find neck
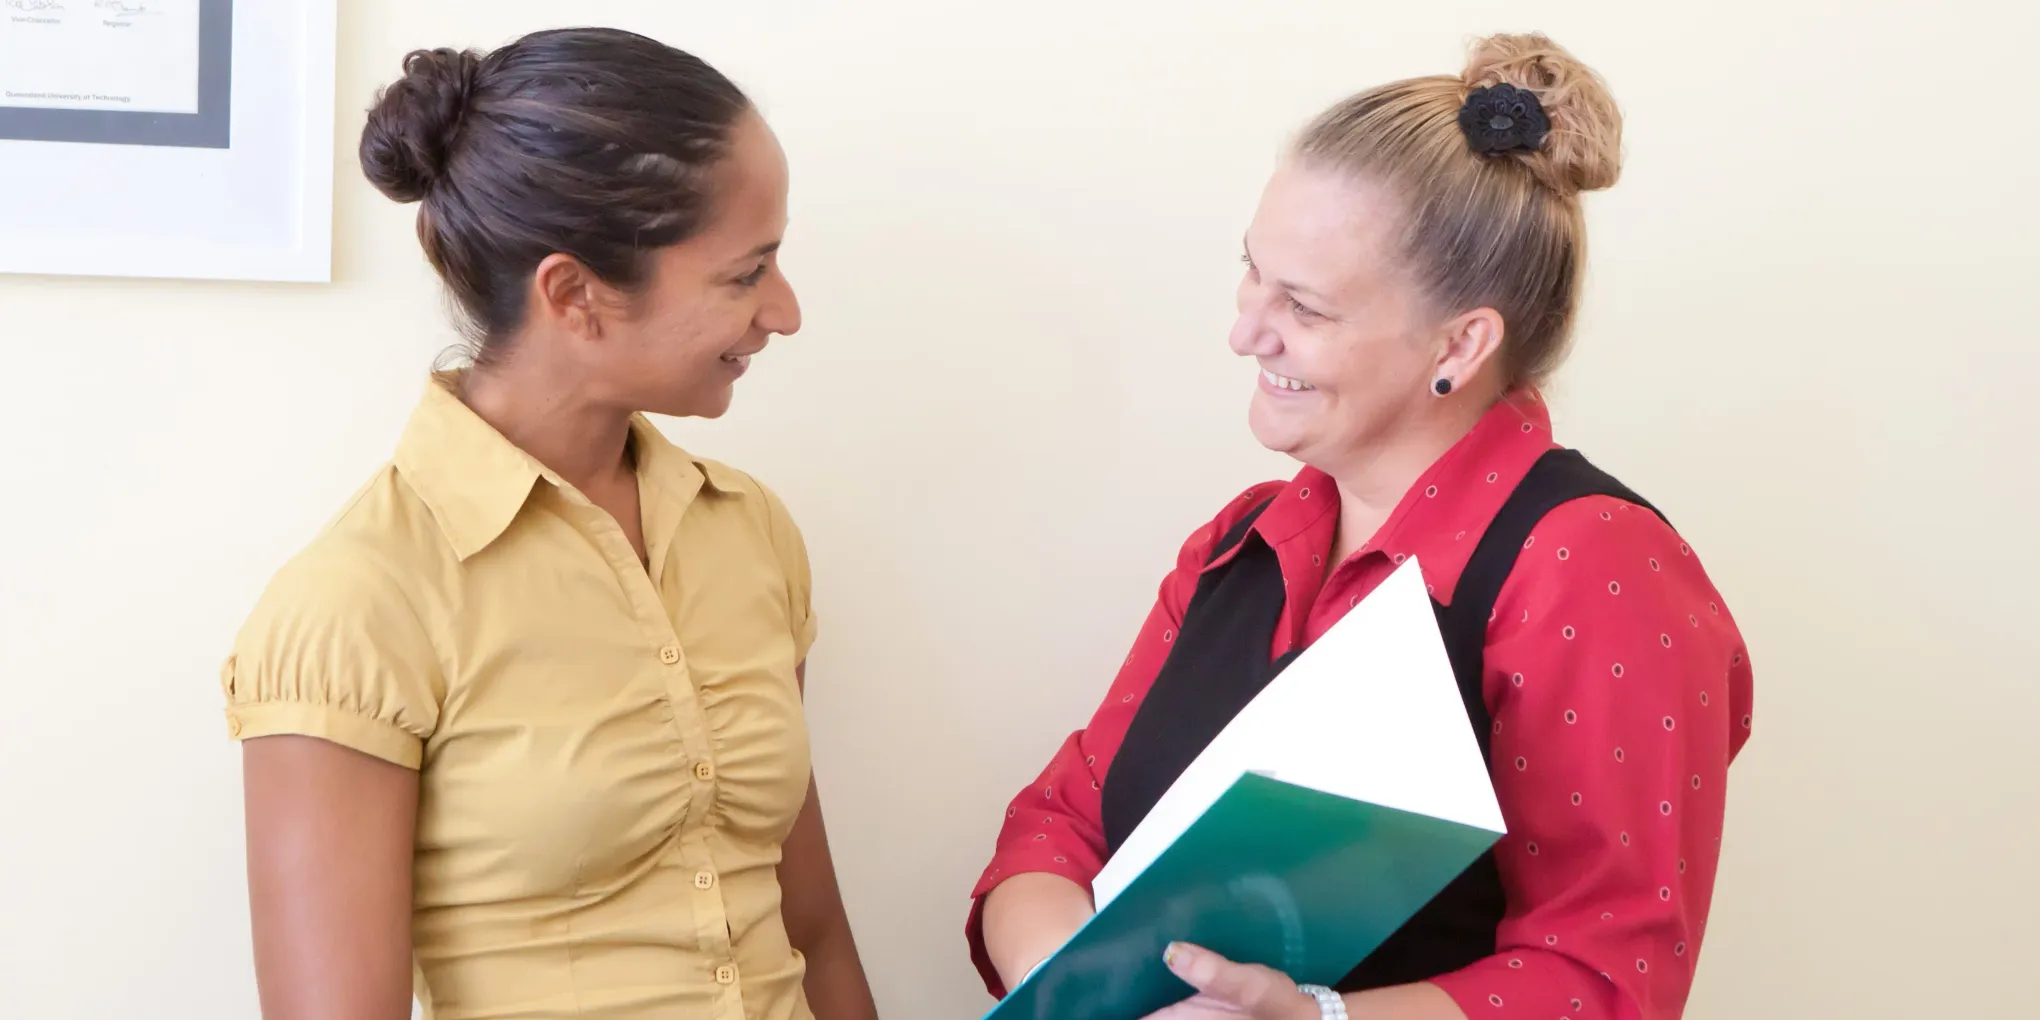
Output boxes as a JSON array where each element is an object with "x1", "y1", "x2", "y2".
[
  {"x1": 457, "y1": 360, "x2": 634, "y2": 496},
  {"x1": 1324, "y1": 394, "x2": 1497, "y2": 562}
]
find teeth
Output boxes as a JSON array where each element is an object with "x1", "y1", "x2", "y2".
[{"x1": 1262, "y1": 369, "x2": 1314, "y2": 392}]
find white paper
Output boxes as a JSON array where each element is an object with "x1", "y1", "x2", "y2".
[
  {"x1": 0, "y1": 0, "x2": 202, "y2": 114},
  {"x1": 1092, "y1": 558, "x2": 1505, "y2": 908}
]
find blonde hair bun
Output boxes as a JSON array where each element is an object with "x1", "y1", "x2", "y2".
[{"x1": 1461, "y1": 33, "x2": 1623, "y2": 197}]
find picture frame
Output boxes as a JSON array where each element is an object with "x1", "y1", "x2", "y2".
[{"x1": 0, "y1": 0, "x2": 338, "y2": 282}]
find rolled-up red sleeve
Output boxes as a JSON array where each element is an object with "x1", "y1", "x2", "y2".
[
  {"x1": 1428, "y1": 497, "x2": 1754, "y2": 1019},
  {"x1": 965, "y1": 483, "x2": 1285, "y2": 996}
]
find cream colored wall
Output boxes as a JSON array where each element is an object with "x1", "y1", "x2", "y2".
[{"x1": 1, "y1": 1, "x2": 2032, "y2": 1017}]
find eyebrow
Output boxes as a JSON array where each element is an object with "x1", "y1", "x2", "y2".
[
  {"x1": 1242, "y1": 235, "x2": 1333, "y2": 302},
  {"x1": 736, "y1": 240, "x2": 781, "y2": 265}
]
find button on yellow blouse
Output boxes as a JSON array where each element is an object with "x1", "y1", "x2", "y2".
[{"x1": 222, "y1": 376, "x2": 819, "y2": 1020}]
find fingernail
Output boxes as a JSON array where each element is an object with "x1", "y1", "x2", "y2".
[{"x1": 1162, "y1": 942, "x2": 1185, "y2": 968}]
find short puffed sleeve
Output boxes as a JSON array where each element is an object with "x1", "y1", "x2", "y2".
[{"x1": 220, "y1": 538, "x2": 443, "y2": 768}]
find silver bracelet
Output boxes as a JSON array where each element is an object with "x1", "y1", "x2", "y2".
[{"x1": 1297, "y1": 984, "x2": 1348, "y2": 1020}]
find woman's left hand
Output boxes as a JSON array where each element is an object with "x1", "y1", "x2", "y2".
[{"x1": 1142, "y1": 943, "x2": 1321, "y2": 1020}]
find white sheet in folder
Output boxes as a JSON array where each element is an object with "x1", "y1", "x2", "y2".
[{"x1": 1092, "y1": 557, "x2": 1505, "y2": 908}]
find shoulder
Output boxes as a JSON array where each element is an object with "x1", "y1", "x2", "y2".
[
  {"x1": 1527, "y1": 494, "x2": 1683, "y2": 564},
  {"x1": 684, "y1": 456, "x2": 819, "y2": 652},
  {"x1": 240, "y1": 519, "x2": 436, "y2": 661},
  {"x1": 1172, "y1": 480, "x2": 1290, "y2": 568},
  {"x1": 224, "y1": 478, "x2": 446, "y2": 764},
  {"x1": 680, "y1": 456, "x2": 815, "y2": 621},
  {"x1": 1497, "y1": 492, "x2": 1743, "y2": 650},
  {"x1": 691, "y1": 455, "x2": 807, "y2": 556},
  {"x1": 320, "y1": 460, "x2": 463, "y2": 573},
  {"x1": 702, "y1": 456, "x2": 796, "y2": 518},
  {"x1": 692, "y1": 452, "x2": 763, "y2": 498},
  {"x1": 236, "y1": 466, "x2": 446, "y2": 665},
  {"x1": 1486, "y1": 491, "x2": 1754, "y2": 758},
  {"x1": 1507, "y1": 494, "x2": 1703, "y2": 599},
  {"x1": 1518, "y1": 494, "x2": 1717, "y2": 592},
  {"x1": 1134, "y1": 480, "x2": 1289, "y2": 612},
  {"x1": 632, "y1": 418, "x2": 791, "y2": 532}
]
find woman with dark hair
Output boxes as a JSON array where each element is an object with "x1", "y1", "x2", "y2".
[{"x1": 221, "y1": 28, "x2": 876, "y2": 1020}]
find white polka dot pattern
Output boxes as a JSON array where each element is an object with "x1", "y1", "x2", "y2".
[{"x1": 967, "y1": 402, "x2": 1752, "y2": 1017}]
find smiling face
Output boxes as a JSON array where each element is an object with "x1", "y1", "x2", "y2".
[
  {"x1": 1230, "y1": 160, "x2": 1451, "y2": 474},
  {"x1": 582, "y1": 112, "x2": 801, "y2": 419}
]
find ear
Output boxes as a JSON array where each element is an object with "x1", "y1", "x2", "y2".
[
  {"x1": 1432, "y1": 306, "x2": 1506, "y2": 393},
  {"x1": 530, "y1": 253, "x2": 614, "y2": 341}
]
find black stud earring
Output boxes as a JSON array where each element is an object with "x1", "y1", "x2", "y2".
[{"x1": 1432, "y1": 378, "x2": 1453, "y2": 396}]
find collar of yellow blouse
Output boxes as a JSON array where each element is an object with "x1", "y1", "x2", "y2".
[{"x1": 392, "y1": 372, "x2": 748, "y2": 561}]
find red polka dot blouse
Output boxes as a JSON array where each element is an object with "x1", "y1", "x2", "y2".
[{"x1": 967, "y1": 394, "x2": 1753, "y2": 1019}]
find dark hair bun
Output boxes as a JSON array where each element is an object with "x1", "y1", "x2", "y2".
[
  {"x1": 362, "y1": 27, "x2": 752, "y2": 352},
  {"x1": 360, "y1": 47, "x2": 483, "y2": 203}
]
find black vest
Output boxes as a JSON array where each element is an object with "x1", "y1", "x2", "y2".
[{"x1": 1098, "y1": 449, "x2": 1664, "y2": 991}]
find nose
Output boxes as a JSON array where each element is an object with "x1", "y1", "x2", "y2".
[
  {"x1": 1229, "y1": 279, "x2": 1281, "y2": 358},
  {"x1": 759, "y1": 264, "x2": 802, "y2": 337}
]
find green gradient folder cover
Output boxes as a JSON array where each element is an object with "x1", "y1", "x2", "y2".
[{"x1": 983, "y1": 559, "x2": 1505, "y2": 1020}]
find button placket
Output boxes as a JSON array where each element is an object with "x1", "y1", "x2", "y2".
[
  {"x1": 678, "y1": 826, "x2": 739, "y2": 1009},
  {"x1": 654, "y1": 641, "x2": 722, "y2": 836},
  {"x1": 556, "y1": 478, "x2": 749, "y2": 1009},
  {"x1": 554, "y1": 485, "x2": 722, "y2": 844},
  {"x1": 558, "y1": 488, "x2": 716, "y2": 830},
  {"x1": 541, "y1": 469, "x2": 754, "y2": 1009}
]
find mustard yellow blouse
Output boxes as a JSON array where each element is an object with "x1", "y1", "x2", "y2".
[{"x1": 222, "y1": 375, "x2": 819, "y2": 1020}]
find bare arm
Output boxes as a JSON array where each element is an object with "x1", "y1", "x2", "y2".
[
  {"x1": 1343, "y1": 984, "x2": 1467, "y2": 1019},
  {"x1": 780, "y1": 663, "x2": 878, "y2": 1020},
  {"x1": 243, "y1": 735, "x2": 418, "y2": 1020},
  {"x1": 982, "y1": 873, "x2": 1097, "y2": 991}
]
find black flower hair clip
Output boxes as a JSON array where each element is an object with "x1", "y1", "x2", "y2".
[{"x1": 1458, "y1": 83, "x2": 1550, "y2": 156}]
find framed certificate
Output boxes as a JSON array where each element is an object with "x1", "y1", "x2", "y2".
[
  {"x1": 0, "y1": 0, "x2": 336, "y2": 282},
  {"x1": 0, "y1": 0, "x2": 233, "y2": 148}
]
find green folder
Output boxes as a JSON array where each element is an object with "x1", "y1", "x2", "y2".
[{"x1": 982, "y1": 559, "x2": 1504, "y2": 1020}]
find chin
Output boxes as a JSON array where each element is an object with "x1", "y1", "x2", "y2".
[
  {"x1": 1246, "y1": 401, "x2": 1306, "y2": 458},
  {"x1": 636, "y1": 382, "x2": 734, "y2": 420},
  {"x1": 1251, "y1": 427, "x2": 1306, "y2": 458},
  {"x1": 665, "y1": 399, "x2": 732, "y2": 421}
]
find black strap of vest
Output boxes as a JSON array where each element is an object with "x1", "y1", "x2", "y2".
[
  {"x1": 1433, "y1": 449, "x2": 1668, "y2": 764},
  {"x1": 1341, "y1": 448, "x2": 1668, "y2": 992},
  {"x1": 1455, "y1": 449, "x2": 1666, "y2": 625}
]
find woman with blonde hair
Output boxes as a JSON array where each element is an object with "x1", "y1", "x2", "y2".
[{"x1": 970, "y1": 33, "x2": 1750, "y2": 1020}]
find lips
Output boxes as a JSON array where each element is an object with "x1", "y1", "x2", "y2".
[
  {"x1": 1261, "y1": 368, "x2": 1314, "y2": 392},
  {"x1": 719, "y1": 342, "x2": 762, "y2": 373}
]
